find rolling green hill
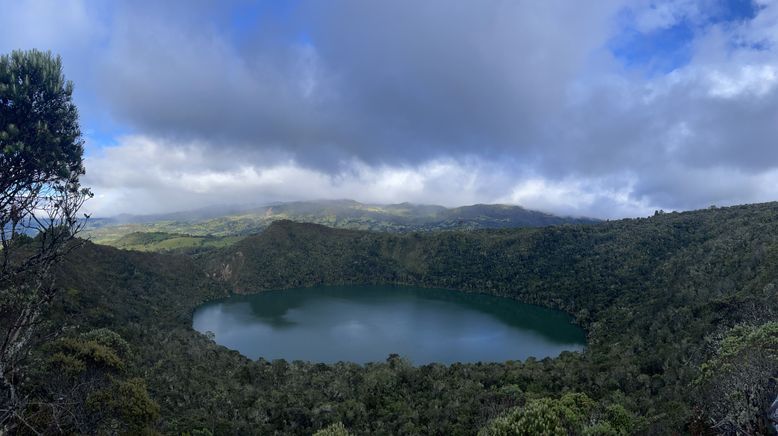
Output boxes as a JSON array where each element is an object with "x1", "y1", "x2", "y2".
[
  {"x1": 109, "y1": 231, "x2": 243, "y2": 253},
  {"x1": 24, "y1": 201, "x2": 777, "y2": 434},
  {"x1": 84, "y1": 200, "x2": 598, "y2": 251}
]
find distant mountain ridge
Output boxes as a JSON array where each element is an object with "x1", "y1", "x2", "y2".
[{"x1": 84, "y1": 199, "x2": 599, "y2": 251}]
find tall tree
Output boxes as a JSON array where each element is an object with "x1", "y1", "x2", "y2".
[{"x1": 0, "y1": 49, "x2": 91, "y2": 432}]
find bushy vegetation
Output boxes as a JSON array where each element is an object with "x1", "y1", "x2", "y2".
[
  {"x1": 696, "y1": 322, "x2": 778, "y2": 434},
  {"x1": 23, "y1": 328, "x2": 159, "y2": 434},
  {"x1": 10, "y1": 202, "x2": 778, "y2": 434},
  {"x1": 478, "y1": 392, "x2": 636, "y2": 436}
]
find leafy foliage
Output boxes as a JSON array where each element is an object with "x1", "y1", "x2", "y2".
[
  {"x1": 479, "y1": 393, "x2": 635, "y2": 435},
  {"x1": 88, "y1": 377, "x2": 160, "y2": 435},
  {"x1": 0, "y1": 49, "x2": 83, "y2": 183}
]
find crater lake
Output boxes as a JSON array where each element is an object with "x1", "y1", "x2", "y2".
[{"x1": 192, "y1": 285, "x2": 586, "y2": 364}]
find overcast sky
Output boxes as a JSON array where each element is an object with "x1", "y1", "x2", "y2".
[{"x1": 2, "y1": 0, "x2": 777, "y2": 218}]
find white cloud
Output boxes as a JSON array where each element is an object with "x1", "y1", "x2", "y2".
[
  {"x1": 84, "y1": 136, "x2": 649, "y2": 218},
  {"x1": 499, "y1": 176, "x2": 655, "y2": 219},
  {"x1": 8, "y1": 0, "x2": 778, "y2": 219},
  {"x1": 81, "y1": 136, "x2": 497, "y2": 216},
  {"x1": 706, "y1": 65, "x2": 778, "y2": 98}
]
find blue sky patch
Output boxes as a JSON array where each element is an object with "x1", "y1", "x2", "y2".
[{"x1": 609, "y1": 0, "x2": 759, "y2": 75}]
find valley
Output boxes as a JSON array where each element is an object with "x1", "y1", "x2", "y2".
[{"x1": 39, "y1": 201, "x2": 778, "y2": 434}]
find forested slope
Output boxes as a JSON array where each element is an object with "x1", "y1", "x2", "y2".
[{"x1": 25, "y1": 202, "x2": 778, "y2": 434}]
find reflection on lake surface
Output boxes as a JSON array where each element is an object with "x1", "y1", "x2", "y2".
[{"x1": 192, "y1": 285, "x2": 586, "y2": 364}]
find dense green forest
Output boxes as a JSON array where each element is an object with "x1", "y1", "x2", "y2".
[
  {"x1": 83, "y1": 200, "x2": 598, "y2": 252},
  {"x1": 13, "y1": 201, "x2": 776, "y2": 434}
]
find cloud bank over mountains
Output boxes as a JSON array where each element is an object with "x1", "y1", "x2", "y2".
[{"x1": 2, "y1": 0, "x2": 777, "y2": 218}]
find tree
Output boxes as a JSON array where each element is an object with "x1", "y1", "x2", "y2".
[
  {"x1": 697, "y1": 322, "x2": 778, "y2": 434},
  {"x1": 0, "y1": 49, "x2": 91, "y2": 432}
]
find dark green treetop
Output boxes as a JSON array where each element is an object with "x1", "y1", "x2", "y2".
[{"x1": 0, "y1": 49, "x2": 84, "y2": 192}]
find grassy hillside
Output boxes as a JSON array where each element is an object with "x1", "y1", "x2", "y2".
[
  {"x1": 20, "y1": 202, "x2": 778, "y2": 434},
  {"x1": 84, "y1": 199, "x2": 598, "y2": 251},
  {"x1": 109, "y1": 231, "x2": 242, "y2": 253}
]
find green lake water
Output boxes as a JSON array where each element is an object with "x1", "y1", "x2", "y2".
[{"x1": 192, "y1": 285, "x2": 586, "y2": 364}]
